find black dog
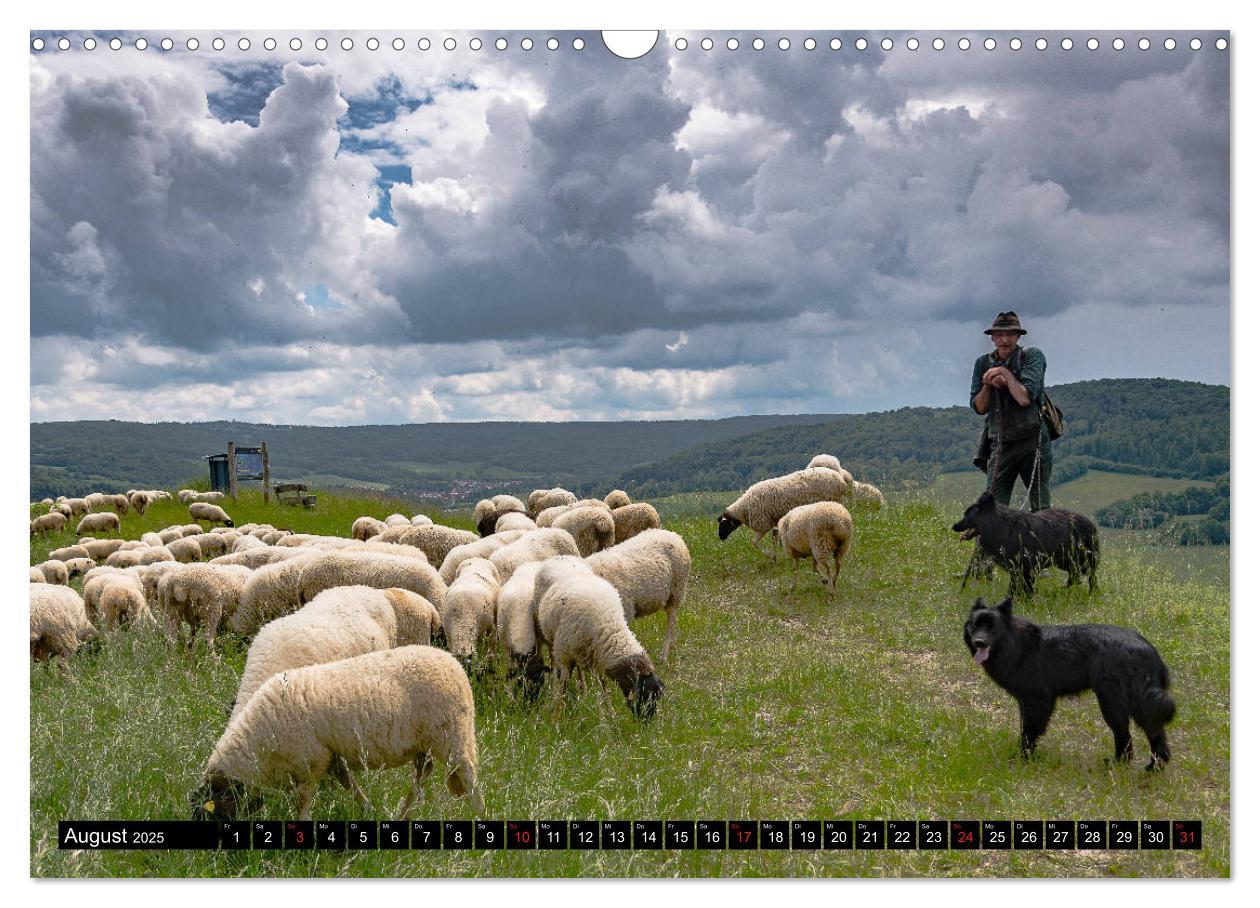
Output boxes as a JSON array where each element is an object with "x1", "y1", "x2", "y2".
[
  {"x1": 963, "y1": 597, "x2": 1175, "y2": 769},
  {"x1": 952, "y1": 491, "x2": 1099, "y2": 596}
]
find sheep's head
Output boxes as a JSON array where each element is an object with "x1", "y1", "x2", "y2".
[
  {"x1": 190, "y1": 773, "x2": 259, "y2": 821},
  {"x1": 608, "y1": 654, "x2": 664, "y2": 721},
  {"x1": 717, "y1": 511, "x2": 741, "y2": 540}
]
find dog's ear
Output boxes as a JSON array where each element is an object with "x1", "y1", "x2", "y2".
[
  {"x1": 995, "y1": 596, "x2": 1013, "y2": 616},
  {"x1": 970, "y1": 597, "x2": 987, "y2": 612},
  {"x1": 977, "y1": 491, "x2": 995, "y2": 510}
]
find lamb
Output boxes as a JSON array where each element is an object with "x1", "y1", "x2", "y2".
[
  {"x1": 229, "y1": 585, "x2": 441, "y2": 722},
  {"x1": 488, "y1": 528, "x2": 581, "y2": 581},
  {"x1": 30, "y1": 512, "x2": 67, "y2": 536},
  {"x1": 533, "y1": 556, "x2": 664, "y2": 719},
  {"x1": 612, "y1": 502, "x2": 662, "y2": 544},
  {"x1": 527, "y1": 487, "x2": 577, "y2": 517},
  {"x1": 586, "y1": 529, "x2": 690, "y2": 664},
  {"x1": 851, "y1": 481, "x2": 885, "y2": 509},
  {"x1": 552, "y1": 505, "x2": 616, "y2": 557},
  {"x1": 604, "y1": 489, "x2": 632, "y2": 510},
  {"x1": 192, "y1": 646, "x2": 483, "y2": 820},
  {"x1": 80, "y1": 538, "x2": 126, "y2": 560},
  {"x1": 295, "y1": 551, "x2": 448, "y2": 614},
  {"x1": 189, "y1": 502, "x2": 234, "y2": 528},
  {"x1": 352, "y1": 516, "x2": 387, "y2": 541},
  {"x1": 30, "y1": 583, "x2": 96, "y2": 670},
  {"x1": 410, "y1": 514, "x2": 434, "y2": 527},
  {"x1": 385, "y1": 513, "x2": 410, "y2": 526},
  {"x1": 129, "y1": 491, "x2": 154, "y2": 515},
  {"x1": 159, "y1": 563, "x2": 253, "y2": 651},
  {"x1": 165, "y1": 537, "x2": 203, "y2": 563},
  {"x1": 439, "y1": 530, "x2": 528, "y2": 584},
  {"x1": 49, "y1": 544, "x2": 90, "y2": 563},
  {"x1": 229, "y1": 553, "x2": 323, "y2": 637},
  {"x1": 773, "y1": 501, "x2": 854, "y2": 598},
  {"x1": 76, "y1": 512, "x2": 121, "y2": 536},
  {"x1": 442, "y1": 558, "x2": 501, "y2": 667},
  {"x1": 36, "y1": 559, "x2": 69, "y2": 586},
  {"x1": 494, "y1": 512, "x2": 536, "y2": 534},
  {"x1": 717, "y1": 467, "x2": 850, "y2": 557}
]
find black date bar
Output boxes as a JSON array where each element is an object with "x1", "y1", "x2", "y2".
[{"x1": 59, "y1": 821, "x2": 220, "y2": 850}]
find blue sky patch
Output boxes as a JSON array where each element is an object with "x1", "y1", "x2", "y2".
[
  {"x1": 371, "y1": 164, "x2": 413, "y2": 224},
  {"x1": 206, "y1": 62, "x2": 286, "y2": 127},
  {"x1": 300, "y1": 284, "x2": 343, "y2": 310}
]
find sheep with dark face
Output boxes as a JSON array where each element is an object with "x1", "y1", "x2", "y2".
[{"x1": 717, "y1": 467, "x2": 849, "y2": 557}]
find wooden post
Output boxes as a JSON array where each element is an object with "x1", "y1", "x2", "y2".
[
  {"x1": 262, "y1": 442, "x2": 271, "y2": 504},
  {"x1": 227, "y1": 441, "x2": 238, "y2": 501}
]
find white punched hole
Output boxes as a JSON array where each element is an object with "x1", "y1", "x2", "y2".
[
  {"x1": 443, "y1": 37, "x2": 456, "y2": 50},
  {"x1": 58, "y1": 37, "x2": 71, "y2": 51},
  {"x1": 418, "y1": 38, "x2": 430, "y2": 51},
  {"x1": 85, "y1": 37, "x2": 98, "y2": 50},
  {"x1": 1036, "y1": 37, "x2": 1048, "y2": 50},
  {"x1": 547, "y1": 37, "x2": 559, "y2": 50},
  {"x1": 932, "y1": 37, "x2": 944, "y2": 51},
  {"x1": 958, "y1": 37, "x2": 971, "y2": 50},
  {"x1": 727, "y1": 38, "x2": 739, "y2": 50},
  {"x1": 1061, "y1": 37, "x2": 1073, "y2": 50},
  {"x1": 754, "y1": 38, "x2": 766, "y2": 51},
  {"x1": 291, "y1": 38, "x2": 303, "y2": 51},
  {"x1": 856, "y1": 37, "x2": 868, "y2": 50},
  {"x1": 804, "y1": 37, "x2": 816, "y2": 50},
  {"x1": 366, "y1": 37, "x2": 379, "y2": 51},
  {"x1": 674, "y1": 37, "x2": 687, "y2": 51},
  {"x1": 470, "y1": 37, "x2": 482, "y2": 50},
  {"x1": 1164, "y1": 38, "x2": 1176, "y2": 50},
  {"x1": 521, "y1": 38, "x2": 533, "y2": 50},
  {"x1": 1087, "y1": 38, "x2": 1099, "y2": 51},
  {"x1": 160, "y1": 38, "x2": 173, "y2": 51},
  {"x1": 496, "y1": 37, "x2": 508, "y2": 50},
  {"x1": 1138, "y1": 37, "x2": 1151, "y2": 50},
  {"x1": 572, "y1": 37, "x2": 585, "y2": 50},
  {"x1": 211, "y1": 38, "x2": 224, "y2": 51},
  {"x1": 701, "y1": 37, "x2": 713, "y2": 51},
  {"x1": 906, "y1": 38, "x2": 919, "y2": 51},
  {"x1": 829, "y1": 38, "x2": 841, "y2": 50},
  {"x1": 984, "y1": 37, "x2": 996, "y2": 51},
  {"x1": 343, "y1": 37, "x2": 355, "y2": 51},
  {"x1": 136, "y1": 37, "x2": 148, "y2": 50},
  {"x1": 778, "y1": 37, "x2": 791, "y2": 50},
  {"x1": 315, "y1": 37, "x2": 328, "y2": 51},
  {"x1": 1216, "y1": 37, "x2": 1228, "y2": 50},
  {"x1": 237, "y1": 37, "x2": 249, "y2": 51},
  {"x1": 31, "y1": 37, "x2": 45, "y2": 51},
  {"x1": 602, "y1": 31, "x2": 656, "y2": 59},
  {"x1": 392, "y1": 38, "x2": 404, "y2": 51},
  {"x1": 264, "y1": 38, "x2": 277, "y2": 51},
  {"x1": 1190, "y1": 38, "x2": 1202, "y2": 50},
  {"x1": 1113, "y1": 38, "x2": 1125, "y2": 50},
  {"x1": 1010, "y1": 38, "x2": 1022, "y2": 50},
  {"x1": 880, "y1": 37, "x2": 892, "y2": 51}
]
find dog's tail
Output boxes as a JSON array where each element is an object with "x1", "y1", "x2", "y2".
[{"x1": 1136, "y1": 683, "x2": 1177, "y2": 729}]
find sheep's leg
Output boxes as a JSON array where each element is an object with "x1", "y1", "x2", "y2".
[
  {"x1": 660, "y1": 607, "x2": 677, "y2": 664},
  {"x1": 295, "y1": 781, "x2": 318, "y2": 822},
  {"x1": 395, "y1": 754, "x2": 433, "y2": 818},
  {"x1": 552, "y1": 665, "x2": 570, "y2": 718},
  {"x1": 331, "y1": 755, "x2": 373, "y2": 814},
  {"x1": 748, "y1": 531, "x2": 775, "y2": 560}
]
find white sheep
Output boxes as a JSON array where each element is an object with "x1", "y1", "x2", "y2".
[
  {"x1": 851, "y1": 481, "x2": 885, "y2": 509},
  {"x1": 193, "y1": 646, "x2": 483, "y2": 820},
  {"x1": 30, "y1": 512, "x2": 67, "y2": 536},
  {"x1": 106, "y1": 547, "x2": 175, "y2": 568},
  {"x1": 62, "y1": 557, "x2": 96, "y2": 578},
  {"x1": 49, "y1": 544, "x2": 90, "y2": 563},
  {"x1": 101, "y1": 579, "x2": 153, "y2": 630},
  {"x1": 495, "y1": 512, "x2": 536, "y2": 534},
  {"x1": 352, "y1": 516, "x2": 387, "y2": 541},
  {"x1": 63, "y1": 498, "x2": 90, "y2": 516},
  {"x1": 393, "y1": 524, "x2": 479, "y2": 566},
  {"x1": 110, "y1": 493, "x2": 130, "y2": 514},
  {"x1": 80, "y1": 538, "x2": 126, "y2": 560},
  {"x1": 129, "y1": 491, "x2": 153, "y2": 515},
  {"x1": 439, "y1": 530, "x2": 528, "y2": 584},
  {"x1": 188, "y1": 491, "x2": 227, "y2": 504},
  {"x1": 76, "y1": 512, "x2": 121, "y2": 536},
  {"x1": 30, "y1": 583, "x2": 96, "y2": 670},
  {"x1": 159, "y1": 563, "x2": 253, "y2": 651},
  {"x1": 551, "y1": 505, "x2": 616, "y2": 557},
  {"x1": 84, "y1": 492, "x2": 111, "y2": 512},
  {"x1": 157, "y1": 526, "x2": 186, "y2": 544},
  {"x1": 385, "y1": 513, "x2": 410, "y2": 526},
  {"x1": 488, "y1": 528, "x2": 581, "y2": 581},
  {"x1": 36, "y1": 559, "x2": 69, "y2": 586},
  {"x1": 491, "y1": 494, "x2": 526, "y2": 513},
  {"x1": 611, "y1": 502, "x2": 662, "y2": 544},
  {"x1": 410, "y1": 514, "x2": 434, "y2": 527},
  {"x1": 176, "y1": 489, "x2": 197, "y2": 504},
  {"x1": 495, "y1": 561, "x2": 545, "y2": 681},
  {"x1": 717, "y1": 467, "x2": 850, "y2": 557},
  {"x1": 533, "y1": 505, "x2": 568, "y2": 528},
  {"x1": 295, "y1": 551, "x2": 448, "y2": 614},
  {"x1": 229, "y1": 553, "x2": 323, "y2": 638},
  {"x1": 29, "y1": 567, "x2": 46, "y2": 583},
  {"x1": 230, "y1": 585, "x2": 441, "y2": 722},
  {"x1": 584, "y1": 528, "x2": 691, "y2": 665},
  {"x1": 773, "y1": 501, "x2": 854, "y2": 598},
  {"x1": 186, "y1": 533, "x2": 231, "y2": 559},
  {"x1": 165, "y1": 537, "x2": 203, "y2": 563},
  {"x1": 232, "y1": 534, "x2": 266, "y2": 553},
  {"x1": 527, "y1": 488, "x2": 577, "y2": 518},
  {"x1": 533, "y1": 556, "x2": 664, "y2": 719},
  {"x1": 442, "y1": 558, "x2": 501, "y2": 666},
  {"x1": 604, "y1": 489, "x2": 632, "y2": 510},
  {"x1": 189, "y1": 502, "x2": 234, "y2": 527}
]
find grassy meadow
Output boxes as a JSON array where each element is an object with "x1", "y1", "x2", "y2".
[{"x1": 30, "y1": 488, "x2": 1229, "y2": 877}]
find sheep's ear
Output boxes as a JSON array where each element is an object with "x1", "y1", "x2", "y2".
[{"x1": 995, "y1": 597, "x2": 1013, "y2": 616}]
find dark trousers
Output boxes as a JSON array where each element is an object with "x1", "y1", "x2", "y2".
[{"x1": 987, "y1": 430, "x2": 1052, "y2": 511}]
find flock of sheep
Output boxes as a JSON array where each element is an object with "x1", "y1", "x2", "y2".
[{"x1": 30, "y1": 459, "x2": 880, "y2": 821}]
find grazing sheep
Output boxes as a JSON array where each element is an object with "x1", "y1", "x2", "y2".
[
  {"x1": 494, "y1": 512, "x2": 536, "y2": 534},
  {"x1": 773, "y1": 501, "x2": 854, "y2": 598},
  {"x1": 533, "y1": 557, "x2": 664, "y2": 719},
  {"x1": 533, "y1": 505, "x2": 568, "y2": 528},
  {"x1": 80, "y1": 538, "x2": 126, "y2": 560},
  {"x1": 192, "y1": 646, "x2": 483, "y2": 820},
  {"x1": 230, "y1": 585, "x2": 441, "y2": 722},
  {"x1": 110, "y1": 493, "x2": 130, "y2": 514},
  {"x1": 851, "y1": 481, "x2": 885, "y2": 509},
  {"x1": 30, "y1": 567, "x2": 46, "y2": 583},
  {"x1": 393, "y1": 525, "x2": 479, "y2": 566},
  {"x1": 177, "y1": 489, "x2": 197, "y2": 504},
  {"x1": 186, "y1": 533, "x2": 230, "y2": 559},
  {"x1": 160, "y1": 564, "x2": 253, "y2": 651},
  {"x1": 604, "y1": 489, "x2": 632, "y2": 510},
  {"x1": 356, "y1": 541, "x2": 430, "y2": 562},
  {"x1": 139, "y1": 561, "x2": 186, "y2": 611},
  {"x1": 612, "y1": 502, "x2": 662, "y2": 544},
  {"x1": 106, "y1": 547, "x2": 175, "y2": 569},
  {"x1": 63, "y1": 498, "x2": 90, "y2": 517},
  {"x1": 85, "y1": 569, "x2": 143, "y2": 623},
  {"x1": 442, "y1": 558, "x2": 501, "y2": 667},
  {"x1": 188, "y1": 491, "x2": 227, "y2": 504},
  {"x1": 717, "y1": 467, "x2": 850, "y2": 557},
  {"x1": 157, "y1": 527, "x2": 186, "y2": 544},
  {"x1": 488, "y1": 528, "x2": 581, "y2": 581},
  {"x1": 30, "y1": 583, "x2": 96, "y2": 670},
  {"x1": 51, "y1": 501, "x2": 74, "y2": 518},
  {"x1": 491, "y1": 494, "x2": 526, "y2": 514},
  {"x1": 477, "y1": 506, "x2": 527, "y2": 538},
  {"x1": 49, "y1": 544, "x2": 90, "y2": 563},
  {"x1": 527, "y1": 488, "x2": 577, "y2": 518},
  {"x1": 385, "y1": 513, "x2": 410, "y2": 526},
  {"x1": 438, "y1": 531, "x2": 528, "y2": 584},
  {"x1": 229, "y1": 554, "x2": 323, "y2": 638},
  {"x1": 62, "y1": 557, "x2": 95, "y2": 579},
  {"x1": 211, "y1": 548, "x2": 296, "y2": 569},
  {"x1": 495, "y1": 561, "x2": 545, "y2": 682},
  {"x1": 129, "y1": 491, "x2": 153, "y2": 515},
  {"x1": 84, "y1": 492, "x2": 112, "y2": 512},
  {"x1": 166, "y1": 537, "x2": 203, "y2": 563},
  {"x1": 101, "y1": 580, "x2": 153, "y2": 630},
  {"x1": 410, "y1": 514, "x2": 434, "y2": 527},
  {"x1": 118, "y1": 540, "x2": 148, "y2": 551},
  {"x1": 189, "y1": 502, "x2": 234, "y2": 528},
  {"x1": 261, "y1": 530, "x2": 291, "y2": 545},
  {"x1": 585, "y1": 528, "x2": 691, "y2": 664},
  {"x1": 552, "y1": 505, "x2": 616, "y2": 557},
  {"x1": 806, "y1": 454, "x2": 855, "y2": 487},
  {"x1": 36, "y1": 560, "x2": 69, "y2": 586},
  {"x1": 30, "y1": 512, "x2": 67, "y2": 536},
  {"x1": 352, "y1": 516, "x2": 387, "y2": 541},
  {"x1": 76, "y1": 512, "x2": 121, "y2": 536},
  {"x1": 232, "y1": 534, "x2": 267, "y2": 553},
  {"x1": 472, "y1": 499, "x2": 495, "y2": 527},
  {"x1": 295, "y1": 551, "x2": 448, "y2": 614}
]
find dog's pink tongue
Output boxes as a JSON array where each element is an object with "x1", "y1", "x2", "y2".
[{"x1": 973, "y1": 646, "x2": 990, "y2": 666}]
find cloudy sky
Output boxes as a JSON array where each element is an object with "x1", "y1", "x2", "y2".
[{"x1": 28, "y1": 29, "x2": 1230, "y2": 425}]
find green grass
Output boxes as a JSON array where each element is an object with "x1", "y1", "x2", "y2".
[
  {"x1": 919, "y1": 469, "x2": 1213, "y2": 517},
  {"x1": 30, "y1": 488, "x2": 1229, "y2": 877}
]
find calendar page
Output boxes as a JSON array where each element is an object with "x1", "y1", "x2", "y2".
[{"x1": 28, "y1": 27, "x2": 1229, "y2": 879}]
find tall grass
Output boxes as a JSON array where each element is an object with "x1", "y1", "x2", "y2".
[{"x1": 30, "y1": 490, "x2": 1229, "y2": 877}]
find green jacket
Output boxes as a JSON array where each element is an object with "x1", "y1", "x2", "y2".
[{"x1": 970, "y1": 345, "x2": 1046, "y2": 442}]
